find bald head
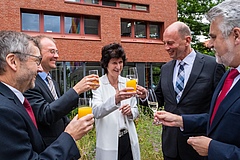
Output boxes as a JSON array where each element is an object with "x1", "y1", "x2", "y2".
[{"x1": 164, "y1": 21, "x2": 192, "y2": 39}]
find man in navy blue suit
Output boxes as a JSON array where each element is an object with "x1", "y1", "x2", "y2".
[
  {"x1": 154, "y1": 0, "x2": 240, "y2": 159},
  {"x1": 24, "y1": 35, "x2": 99, "y2": 146},
  {"x1": 0, "y1": 30, "x2": 94, "y2": 159}
]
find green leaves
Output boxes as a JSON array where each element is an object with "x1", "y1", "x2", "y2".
[{"x1": 177, "y1": 0, "x2": 224, "y2": 55}]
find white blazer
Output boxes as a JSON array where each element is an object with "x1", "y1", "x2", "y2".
[{"x1": 92, "y1": 74, "x2": 140, "y2": 160}]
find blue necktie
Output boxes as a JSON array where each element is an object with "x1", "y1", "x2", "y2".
[{"x1": 175, "y1": 62, "x2": 185, "y2": 103}]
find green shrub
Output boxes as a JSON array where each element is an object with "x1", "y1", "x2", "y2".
[{"x1": 72, "y1": 105, "x2": 163, "y2": 160}]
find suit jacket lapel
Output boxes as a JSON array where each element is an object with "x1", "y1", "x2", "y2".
[
  {"x1": 36, "y1": 75, "x2": 55, "y2": 100},
  {"x1": 180, "y1": 52, "x2": 204, "y2": 102},
  {"x1": 167, "y1": 60, "x2": 177, "y2": 101},
  {"x1": 0, "y1": 82, "x2": 36, "y2": 123},
  {"x1": 208, "y1": 71, "x2": 240, "y2": 133}
]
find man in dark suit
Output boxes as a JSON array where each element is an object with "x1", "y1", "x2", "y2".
[
  {"x1": 154, "y1": 1, "x2": 240, "y2": 159},
  {"x1": 24, "y1": 35, "x2": 99, "y2": 146},
  {"x1": 0, "y1": 30, "x2": 94, "y2": 159},
  {"x1": 154, "y1": 21, "x2": 225, "y2": 160}
]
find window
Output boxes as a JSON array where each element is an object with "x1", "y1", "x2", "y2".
[
  {"x1": 65, "y1": 0, "x2": 80, "y2": 2},
  {"x1": 136, "y1": 5, "x2": 147, "y2": 11},
  {"x1": 22, "y1": 13, "x2": 39, "y2": 32},
  {"x1": 65, "y1": 17, "x2": 80, "y2": 34},
  {"x1": 84, "y1": 0, "x2": 99, "y2": 4},
  {"x1": 121, "y1": 20, "x2": 131, "y2": 37},
  {"x1": 135, "y1": 21, "x2": 146, "y2": 38},
  {"x1": 149, "y1": 23, "x2": 160, "y2": 39},
  {"x1": 84, "y1": 16, "x2": 99, "y2": 35},
  {"x1": 102, "y1": 0, "x2": 116, "y2": 7},
  {"x1": 21, "y1": 10, "x2": 100, "y2": 38},
  {"x1": 121, "y1": 19, "x2": 162, "y2": 40},
  {"x1": 119, "y1": 3, "x2": 132, "y2": 9},
  {"x1": 44, "y1": 15, "x2": 60, "y2": 33},
  {"x1": 65, "y1": 0, "x2": 149, "y2": 12}
]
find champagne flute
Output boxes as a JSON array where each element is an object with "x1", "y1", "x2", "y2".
[
  {"x1": 147, "y1": 89, "x2": 161, "y2": 124},
  {"x1": 147, "y1": 88, "x2": 158, "y2": 113}
]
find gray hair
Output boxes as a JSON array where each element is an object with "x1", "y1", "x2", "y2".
[
  {"x1": 206, "y1": 0, "x2": 240, "y2": 38},
  {"x1": 0, "y1": 30, "x2": 34, "y2": 74}
]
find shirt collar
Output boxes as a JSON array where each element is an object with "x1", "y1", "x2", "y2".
[
  {"x1": 177, "y1": 49, "x2": 196, "y2": 66},
  {"x1": 38, "y1": 72, "x2": 48, "y2": 81},
  {"x1": 2, "y1": 82, "x2": 24, "y2": 103}
]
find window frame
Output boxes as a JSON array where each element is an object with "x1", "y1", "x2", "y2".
[{"x1": 21, "y1": 9, "x2": 101, "y2": 40}]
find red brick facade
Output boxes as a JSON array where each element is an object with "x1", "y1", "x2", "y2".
[{"x1": 0, "y1": 0, "x2": 177, "y2": 63}]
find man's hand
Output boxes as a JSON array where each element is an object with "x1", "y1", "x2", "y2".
[
  {"x1": 64, "y1": 114, "x2": 94, "y2": 141},
  {"x1": 187, "y1": 136, "x2": 212, "y2": 156},
  {"x1": 154, "y1": 111, "x2": 183, "y2": 128},
  {"x1": 73, "y1": 74, "x2": 100, "y2": 94}
]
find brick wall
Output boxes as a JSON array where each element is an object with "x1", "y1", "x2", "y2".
[{"x1": 0, "y1": 0, "x2": 177, "y2": 63}]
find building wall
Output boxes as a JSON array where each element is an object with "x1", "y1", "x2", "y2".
[{"x1": 0, "y1": 0, "x2": 177, "y2": 63}]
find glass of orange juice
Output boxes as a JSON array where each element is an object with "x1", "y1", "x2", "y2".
[
  {"x1": 78, "y1": 98, "x2": 92, "y2": 119},
  {"x1": 89, "y1": 70, "x2": 99, "y2": 90},
  {"x1": 126, "y1": 75, "x2": 137, "y2": 92}
]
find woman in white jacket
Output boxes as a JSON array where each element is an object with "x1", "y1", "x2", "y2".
[{"x1": 92, "y1": 43, "x2": 141, "y2": 160}]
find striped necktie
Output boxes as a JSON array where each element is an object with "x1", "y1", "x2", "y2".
[
  {"x1": 47, "y1": 75, "x2": 58, "y2": 100},
  {"x1": 175, "y1": 61, "x2": 185, "y2": 103}
]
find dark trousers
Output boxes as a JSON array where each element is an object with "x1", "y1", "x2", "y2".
[
  {"x1": 164, "y1": 155, "x2": 181, "y2": 160},
  {"x1": 118, "y1": 132, "x2": 133, "y2": 160}
]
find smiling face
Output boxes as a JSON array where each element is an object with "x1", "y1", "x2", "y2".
[
  {"x1": 40, "y1": 37, "x2": 58, "y2": 73},
  {"x1": 18, "y1": 41, "x2": 43, "y2": 92},
  {"x1": 163, "y1": 22, "x2": 192, "y2": 60},
  {"x1": 106, "y1": 58, "x2": 123, "y2": 79}
]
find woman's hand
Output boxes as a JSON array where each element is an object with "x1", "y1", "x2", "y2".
[{"x1": 115, "y1": 87, "x2": 136, "y2": 104}]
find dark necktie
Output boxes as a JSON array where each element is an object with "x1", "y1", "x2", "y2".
[
  {"x1": 210, "y1": 69, "x2": 239, "y2": 124},
  {"x1": 23, "y1": 98, "x2": 38, "y2": 128},
  {"x1": 175, "y1": 61, "x2": 185, "y2": 103},
  {"x1": 47, "y1": 75, "x2": 58, "y2": 100}
]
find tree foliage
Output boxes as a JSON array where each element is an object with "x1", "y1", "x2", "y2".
[{"x1": 177, "y1": 0, "x2": 224, "y2": 55}]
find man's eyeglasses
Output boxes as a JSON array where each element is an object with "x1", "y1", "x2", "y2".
[
  {"x1": 12, "y1": 52, "x2": 42, "y2": 66},
  {"x1": 48, "y1": 49, "x2": 59, "y2": 55}
]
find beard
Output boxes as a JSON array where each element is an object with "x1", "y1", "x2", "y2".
[{"x1": 215, "y1": 39, "x2": 234, "y2": 67}]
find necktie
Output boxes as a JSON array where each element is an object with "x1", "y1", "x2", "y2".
[
  {"x1": 175, "y1": 61, "x2": 185, "y2": 103},
  {"x1": 210, "y1": 69, "x2": 239, "y2": 124},
  {"x1": 23, "y1": 98, "x2": 38, "y2": 128},
  {"x1": 47, "y1": 75, "x2": 58, "y2": 100}
]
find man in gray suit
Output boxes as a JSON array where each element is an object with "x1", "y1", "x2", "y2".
[
  {"x1": 140, "y1": 21, "x2": 225, "y2": 160},
  {"x1": 24, "y1": 35, "x2": 99, "y2": 146}
]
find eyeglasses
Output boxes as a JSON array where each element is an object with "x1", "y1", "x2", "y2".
[
  {"x1": 12, "y1": 52, "x2": 42, "y2": 66},
  {"x1": 48, "y1": 49, "x2": 59, "y2": 55}
]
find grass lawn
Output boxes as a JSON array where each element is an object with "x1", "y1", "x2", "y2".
[{"x1": 75, "y1": 106, "x2": 164, "y2": 160}]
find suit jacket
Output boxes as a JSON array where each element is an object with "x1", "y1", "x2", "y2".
[
  {"x1": 24, "y1": 74, "x2": 79, "y2": 146},
  {"x1": 155, "y1": 52, "x2": 225, "y2": 160},
  {"x1": 0, "y1": 82, "x2": 80, "y2": 160},
  {"x1": 183, "y1": 69, "x2": 240, "y2": 159}
]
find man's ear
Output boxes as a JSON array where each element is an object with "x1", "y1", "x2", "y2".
[
  {"x1": 185, "y1": 36, "x2": 192, "y2": 46},
  {"x1": 233, "y1": 27, "x2": 240, "y2": 45},
  {"x1": 6, "y1": 53, "x2": 18, "y2": 71}
]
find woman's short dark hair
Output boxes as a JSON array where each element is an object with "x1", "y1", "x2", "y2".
[{"x1": 100, "y1": 43, "x2": 127, "y2": 74}]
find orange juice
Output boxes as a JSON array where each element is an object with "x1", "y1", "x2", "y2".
[
  {"x1": 78, "y1": 106, "x2": 92, "y2": 119},
  {"x1": 91, "y1": 79, "x2": 99, "y2": 89},
  {"x1": 126, "y1": 79, "x2": 137, "y2": 92}
]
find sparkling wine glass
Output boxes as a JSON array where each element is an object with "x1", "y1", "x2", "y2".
[
  {"x1": 147, "y1": 88, "x2": 158, "y2": 113},
  {"x1": 147, "y1": 88, "x2": 161, "y2": 124}
]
